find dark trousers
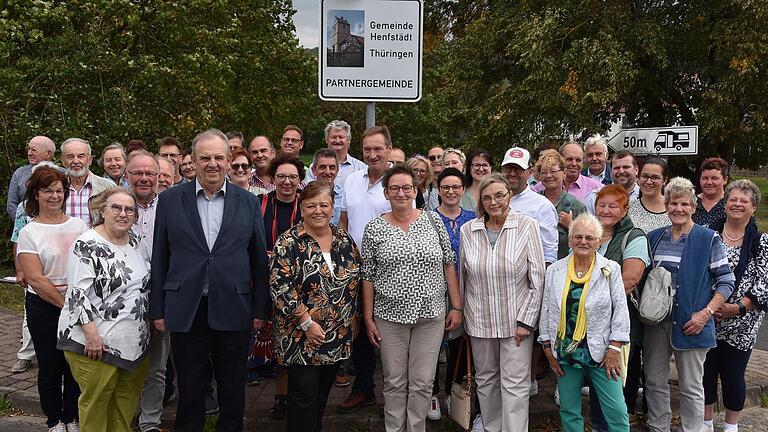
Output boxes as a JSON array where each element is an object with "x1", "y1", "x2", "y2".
[
  {"x1": 286, "y1": 364, "x2": 340, "y2": 432},
  {"x1": 703, "y1": 340, "x2": 752, "y2": 411},
  {"x1": 170, "y1": 298, "x2": 250, "y2": 432},
  {"x1": 351, "y1": 320, "x2": 376, "y2": 396},
  {"x1": 433, "y1": 337, "x2": 466, "y2": 395},
  {"x1": 25, "y1": 292, "x2": 79, "y2": 428}
]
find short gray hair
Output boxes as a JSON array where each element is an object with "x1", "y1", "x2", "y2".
[
  {"x1": 324, "y1": 120, "x2": 352, "y2": 142},
  {"x1": 664, "y1": 177, "x2": 697, "y2": 207},
  {"x1": 191, "y1": 129, "x2": 230, "y2": 158},
  {"x1": 126, "y1": 149, "x2": 160, "y2": 172},
  {"x1": 569, "y1": 212, "x2": 604, "y2": 239},
  {"x1": 584, "y1": 134, "x2": 608, "y2": 153},
  {"x1": 725, "y1": 179, "x2": 761, "y2": 207},
  {"x1": 443, "y1": 147, "x2": 466, "y2": 164},
  {"x1": 61, "y1": 138, "x2": 92, "y2": 157},
  {"x1": 98, "y1": 142, "x2": 127, "y2": 168},
  {"x1": 313, "y1": 148, "x2": 339, "y2": 167},
  {"x1": 476, "y1": 173, "x2": 510, "y2": 219}
]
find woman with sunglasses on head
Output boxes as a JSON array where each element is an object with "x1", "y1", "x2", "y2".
[
  {"x1": 250, "y1": 154, "x2": 305, "y2": 419},
  {"x1": 629, "y1": 158, "x2": 670, "y2": 233},
  {"x1": 406, "y1": 155, "x2": 434, "y2": 209},
  {"x1": 228, "y1": 147, "x2": 267, "y2": 195},
  {"x1": 58, "y1": 187, "x2": 151, "y2": 432},
  {"x1": 362, "y1": 165, "x2": 463, "y2": 431},
  {"x1": 461, "y1": 149, "x2": 493, "y2": 212},
  {"x1": 17, "y1": 166, "x2": 89, "y2": 432}
]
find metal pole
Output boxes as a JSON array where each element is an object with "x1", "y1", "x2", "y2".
[{"x1": 366, "y1": 102, "x2": 376, "y2": 128}]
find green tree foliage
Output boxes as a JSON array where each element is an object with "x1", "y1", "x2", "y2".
[
  {"x1": 0, "y1": 0, "x2": 315, "y2": 260},
  {"x1": 427, "y1": 0, "x2": 768, "y2": 169}
]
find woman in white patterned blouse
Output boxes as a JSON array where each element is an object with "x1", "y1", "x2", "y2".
[
  {"x1": 458, "y1": 173, "x2": 546, "y2": 432},
  {"x1": 361, "y1": 165, "x2": 463, "y2": 432}
]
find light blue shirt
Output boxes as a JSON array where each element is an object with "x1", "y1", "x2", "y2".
[
  {"x1": 331, "y1": 183, "x2": 343, "y2": 227},
  {"x1": 195, "y1": 179, "x2": 226, "y2": 295},
  {"x1": 305, "y1": 153, "x2": 368, "y2": 191}
]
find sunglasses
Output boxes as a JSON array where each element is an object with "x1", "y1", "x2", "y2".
[
  {"x1": 230, "y1": 163, "x2": 251, "y2": 171},
  {"x1": 428, "y1": 154, "x2": 443, "y2": 161}
]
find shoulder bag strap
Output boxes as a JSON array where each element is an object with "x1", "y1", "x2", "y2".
[
  {"x1": 452, "y1": 336, "x2": 466, "y2": 382},
  {"x1": 465, "y1": 335, "x2": 473, "y2": 388}
]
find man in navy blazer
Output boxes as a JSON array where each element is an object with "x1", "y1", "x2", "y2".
[{"x1": 149, "y1": 128, "x2": 269, "y2": 432}]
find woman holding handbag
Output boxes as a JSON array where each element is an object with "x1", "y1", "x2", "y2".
[
  {"x1": 458, "y1": 173, "x2": 546, "y2": 432},
  {"x1": 361, "y1": 165, "x2": 463, "y2": 432},
  {"x1": 643, "y1": 177, "x2": 735, "y2": 432}
]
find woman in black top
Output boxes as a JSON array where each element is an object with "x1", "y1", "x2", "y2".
[{"x1": 252, "y1": 154, "x2": 305, "y2": 419}]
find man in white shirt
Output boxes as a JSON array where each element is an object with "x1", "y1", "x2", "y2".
[
  {"x1": 306, "y1": 120, "x2": 368, "y2": 187},
  {"x1": 501, "y1": 147, "x2": 559, "y2": 265},
  {"x1": 582, "y1": 134, "x2": 612, "y2": 185},
  {"x1": 584, "y1": 150, "x2": 641, "y2": 214},
  {"x1": 337, "y1": 125, "x2": 393, "y2": 413}
]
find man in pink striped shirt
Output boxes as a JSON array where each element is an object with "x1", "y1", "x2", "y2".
[{"x1": 60, "y1": 138, "x2": 114, "y2": 226}]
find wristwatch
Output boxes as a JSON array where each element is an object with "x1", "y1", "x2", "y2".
[{"x1": 299, "y1": 317, "x2": 313, "y2": 332}]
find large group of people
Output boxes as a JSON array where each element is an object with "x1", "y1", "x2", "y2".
[{"x1": 5, "y1": 124, "x2": 766, "y2": 432}]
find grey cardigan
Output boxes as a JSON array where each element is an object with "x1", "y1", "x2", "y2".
[{"x1": 538, "y1": 253, "x2": 630, "y2": 363}]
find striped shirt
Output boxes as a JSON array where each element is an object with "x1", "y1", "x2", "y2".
[
  {"x1": 459, "y1": 213, "x2": 546, "y2": 338},
  {"x1": 652, "y1": 228, "x2": 735, "y2": 298},
  {"x1": 67, "y1": 176, "x2": 94, "y2": 226}
]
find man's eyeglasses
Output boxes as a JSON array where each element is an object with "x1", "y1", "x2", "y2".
[
  {"x1": 230, "y1": 163, "x2": 251, "y2": 172},
  {"x1": 127, "y1": 170, "x2": 158, "y2": 178},
  {"x1": 281, "y1": 138, "x2": 302, "y2": 144},
  {"x1": 387, "y1": 185, "x2": 415, "y2": 194},
  {"x1": 275, "y1": 174, "x2": 300, "y2": 183},
  {"x1": 108, "y1": 204, "x2": 135, "y2": 217},
  {"x1": 159, "y1": 153, "x2": 180, "y2": 160},
  {"x1": 428, "y1": 154, "x2": 443, "y2": 162}
]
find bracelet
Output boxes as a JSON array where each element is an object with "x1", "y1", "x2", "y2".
[
  {"x1": 737, "y1": 300, "x2": 747, "y2": 316},
  {"x1": 451, "y1": 305, "x2": 463, "y2": 312},
  {"x1": 299, "y1": 317, "x2": 313, "y2": 332},
  {"x1": 607, "y1": 345, "x2": 622, "y2": 353},
  {"x1": 705, "y1": 306, "x2": 715, "y2": 316}
]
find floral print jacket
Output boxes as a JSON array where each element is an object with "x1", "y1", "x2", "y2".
[{"x1": 269, "y1": 223, "x2": 361, "y2": 366}]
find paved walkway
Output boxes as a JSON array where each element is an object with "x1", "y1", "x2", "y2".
[{"x1": 1, "y1": 307, "x2": 767, "y2": 431}]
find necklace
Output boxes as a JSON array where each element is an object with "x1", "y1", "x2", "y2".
[
  {"x1": 576, "y1": 271, "x2": 585, "y2": 278},
  {"x1": 723, "y1": 230, "x2": 745, "y2": 242}
]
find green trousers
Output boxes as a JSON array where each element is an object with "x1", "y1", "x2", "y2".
[
  {"x1": 65, "y1": 351, "x2": 150, "y2": 432},
  {"x1": 557, "y1": 362, "x2": 630, "y2": 432}
]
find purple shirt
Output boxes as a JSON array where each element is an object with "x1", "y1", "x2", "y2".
[{"x1": 532, "y1": 174, "x2": 603, "y2": 202}]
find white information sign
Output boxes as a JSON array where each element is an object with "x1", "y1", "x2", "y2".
[
  {"x1": 607, "y1": 126, "x2": 699, "y2": 156},
  {"x1": 319, "y1": 0, "x2": 423, "y2": 102}
]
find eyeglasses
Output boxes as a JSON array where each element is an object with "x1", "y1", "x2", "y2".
[
  {"x1": 127, "y1": 170, "x2": 158, "y2": 178},
  {"x1": 387, "y1": 185, "x2": 415, "y2": 194},
  {"x1": 640, "y1": 174, "x2": 664, "y2": 183},
  {"x1": 159, "y1": 153, "x2": 180, "y2": 160},
  {"x1": 40, "y1": 188, "x2": 64, "y2": 196},
  {"x1": 480, "y1": 191, "x2": 510, "y2": 204},
  {"x1": 108, "y1": 204, "x2": 135, "y2": 216},
  {"x1": 428, "y1": 154, "x2": 443, "y2": 162},
  {"x1": 539, "y1": 169, "x2": 563, "y2": 177},
  {"x1": 439, "y1": 185, "x2": 463, "y2": 192},
  {"x1": 412, "y1": 168, "x2": 427, "y2": 175},
  {"x1": 230, "y1": 163, "x2": 251, "y2": 172},
  {"x1": 281, "y1": 137, "x2": 302, "y2": 144},
  {"x1": 275, "y1": 174, "x2": 300, "y2": 183},
  {"x1": 502, "y1": 165, "x2": 526, "y2": 174},
  {"x1": 472, "y1": 163, "x2": 491, "y2": 170},
  {"x1": 571, "y1": 234, "x2": 600, "y2": 242}
]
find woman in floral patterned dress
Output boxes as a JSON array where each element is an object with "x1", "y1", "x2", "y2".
[
  {"x1": 57, "y1": 187, "x2": 151, "y2": 432},
  {"x1": 269, "y1": 181, "x2": 361, "y2": 432}
]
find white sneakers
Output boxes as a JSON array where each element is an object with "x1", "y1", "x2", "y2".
[
  {"x1": 471, "y1": 414, "x2": 484, "y2": 431},
  {"x1": 530, "y1": 380, "x2": 539, "y2": 396},
  {"x1": 65, "y1": 422, "x2": 80, "y2": 432},
  {"x1": 48, "y1": 421, "x2": 78, "y2": 432},
  {"x1": 427, "y1": 396, "x2": 442, "y2": 420},
  {"x1": 580, "y1": 386, "x2": 590, "y2": 396},
  {"x1": 554, "y1": 386, "x2": 560, "y2": 406}
]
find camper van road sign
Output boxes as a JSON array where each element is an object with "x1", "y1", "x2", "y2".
[{"x1": 606, "y1": 126, "x2": 699, "y2": 156}]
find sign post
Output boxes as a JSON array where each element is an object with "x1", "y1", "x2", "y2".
[
  {"x1": 319, "y1": 0, "x2": 424, "y2": 102},
  {"x1": 607, "y1": 125, "x2": 699, "y2": 156}
]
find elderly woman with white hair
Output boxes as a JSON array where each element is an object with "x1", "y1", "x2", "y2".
[
  {"x1": 539, "y1": 212, "x2": 630, "y2": 432},
  {"x1": 644, "y1": 177, "x2": 735, "y2": 432}
]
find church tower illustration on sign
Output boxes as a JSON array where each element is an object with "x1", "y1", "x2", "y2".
[{"x1": 328, "y1": 13, "x2": 364, "y2": 67}]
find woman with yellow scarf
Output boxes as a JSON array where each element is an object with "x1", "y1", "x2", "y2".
[{"x1": 538, "y1": 213, "x2": 631, "y2": 432}]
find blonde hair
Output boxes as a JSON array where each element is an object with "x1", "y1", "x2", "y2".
[
  {"x1": 406, "y1": 156, "x2": 433, "y2": 188},
  {"x1": 534, "y1": 149, "x2": 565, "y2": 174}
]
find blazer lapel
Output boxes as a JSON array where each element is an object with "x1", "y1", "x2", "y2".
[
  {"x1": 181, "y1": 185, "x2": 208, "y2": 249},
  {"x1": 212, "y1": 183, "x2": 240, "y2": 251}
]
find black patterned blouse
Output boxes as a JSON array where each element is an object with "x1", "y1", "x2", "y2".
[
  {"x1": 692, "y1": 198, "x2": 725, "y2": 228},
  {"x1": 717, "y1": 234, "x2": 768, "y2": 351},
  {"x1": 269, "y1": 222, "x2": 361, "y2": 366}
]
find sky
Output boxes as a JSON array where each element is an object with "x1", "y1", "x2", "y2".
[{"x1": 293, "y1": 0, "x2": 320, "y2": 48}]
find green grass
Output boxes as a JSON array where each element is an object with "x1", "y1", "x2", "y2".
[
  {"x1": 0, "y1": 395, "x2": 13, "y2": 416},
  {"x1": 0, "y1": 262, "x2": 23, "y2": 314},
  {"x1": 760, "y1": 392, "x2": 768, "y2": 408}
]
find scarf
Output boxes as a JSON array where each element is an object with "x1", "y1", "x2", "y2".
[
  {"x1": 558, "y1": 254, "x2": 595, "y2": 353},
  {"x1": 711, "y1": 216, "x2": 760, "y2": 289}
]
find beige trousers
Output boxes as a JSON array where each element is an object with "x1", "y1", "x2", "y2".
[
  {"x1": 470, "y1": 335, "x2": 534, "y2": 432},
  {"x1": 377, "y1": 314, "x2": 445, "y2": 432}
]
